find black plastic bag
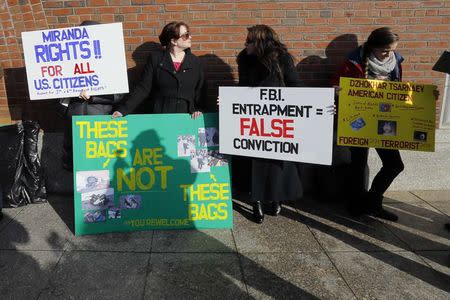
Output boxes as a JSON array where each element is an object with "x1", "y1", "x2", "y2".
[
  {"x1": 0, "y1": 123, "x2": 25, "y2": 206},
  {"x1": 22, "y1": 121, "x2": 46, "y2": 203},
  {"x1": 0, "y1": 121, "x2": 46, "y2": 207}
]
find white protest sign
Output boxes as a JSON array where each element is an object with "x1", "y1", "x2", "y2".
[
  {"x1": 22, "y1": 22, "x2": 129, "y2": 100},
  {"x1": 219, "y1": 87, "x2": 334, "y2": 165}
]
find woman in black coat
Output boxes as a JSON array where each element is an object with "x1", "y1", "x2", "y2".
[
  {"x1": 61, "y1": 91, "x2": 123, "y2": 170},
  {"x1": 61, "y1": 20, "x2": 124, "y2": 171},
  {"x1": 113, "y1": 21, "x2": 204, "y2": 117},
  {"x1": 236, "y1": 25, "x2": 304, "y2": 223}
]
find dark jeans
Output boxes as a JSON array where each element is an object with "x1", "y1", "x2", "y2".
[{"x1": 350, "y1": 147, "x2": 404, "y2": 200}]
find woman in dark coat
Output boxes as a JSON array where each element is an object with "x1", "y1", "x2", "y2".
[
  {"x1": 61, "y1": 91, "x2": 123, "y2": 170},
  {"x1": 113, "y1": 21, "x2": 204, "y2": 117},
  {"x1": 61, "y1": 20, "x2": 124, "y2": 171},
  {"x1": 237, "y1": 25, "x2": 304, "y2": 223}
]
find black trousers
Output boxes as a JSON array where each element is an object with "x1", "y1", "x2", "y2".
[
  {"x1": 349, "y1": 147, "x2": 404, "y2": 200},
  {"x1": 62, "y1": 117, "x2": 74, "y2": 167}
]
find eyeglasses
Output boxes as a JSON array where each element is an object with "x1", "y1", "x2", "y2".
[{"x1": 179, "y1": 32, "x2": 191, "y2": 40}]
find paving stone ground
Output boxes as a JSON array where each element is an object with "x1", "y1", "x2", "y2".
[{"x1": 0, "y1": 191, "x2": 449, "y2": 299}]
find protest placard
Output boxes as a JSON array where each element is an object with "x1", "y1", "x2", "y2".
[
  {"x1": 219, "y1": 87, "x2": 334, "y2": 165},
  {"x1": 337, "y1": 77, "x2": 436, "y2": 151},
  {"x1": 22, "y1": 23, "x2": 128, "y2": 100},
  {"x1": 72, "y1": 113, "x2": 232, "y2": 235}
]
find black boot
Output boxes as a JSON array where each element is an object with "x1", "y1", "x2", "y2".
[
  {"x1": 252, "y1": 201, "x2": 264, "y2": 223},
  {"x1": 372, "y1": 208, "x2": 398, "y2": 222},
  {"x1": 347, "y1": 202, "x2": 364, "y2": 217},
  {"x1": 270, "y1": 201, "x2": 281, "y2": 216},
  {"x1": 347, "y1": 196, "x2": 364, "y2": 217},
  {"x1": 445, "y1": 223, "x2": 450, "y2": 231},
  {"x1": 366, "y1": 192, "x2": 398, "y2": 222}
]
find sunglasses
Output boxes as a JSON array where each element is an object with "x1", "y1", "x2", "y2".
[{"x1": 179, "y1": 32, "x2": 191, "y2": 40}]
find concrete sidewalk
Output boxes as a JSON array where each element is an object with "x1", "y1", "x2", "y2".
[{"x1": 0, "y1": 191, "x2": 449, "y2": 299}]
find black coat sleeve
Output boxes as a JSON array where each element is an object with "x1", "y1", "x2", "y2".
[
  {"x1": 238, "y1": 64, "x2": 249, "y2": 86},
  {"x1": 117, "y1": 52, "x2": 156, "y2": 115},
  {"x1": 237, "y1": 51, "x2": 250, "y2": 86},
  {"x1": 90, "y1": 94, "x2": 125, "y2": 105},
  {"x1": 281, "y1": 54, "x2": 305, "y2": 88},
  {"x1": 193, "y1": 60, "x2": 205, "y2": 111}
]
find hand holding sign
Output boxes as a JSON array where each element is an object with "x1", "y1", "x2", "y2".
[
  {"x1": 191, "y1": 111, "x2": 202, "y2": 119},
  {"x1": 79, "y1": 89, "x2": 91, "y2": 101},
  {"x1": 433, "y1": 89, "x2": 439, "y2": 101},
  {"x1": 111, "y1": 111, "x2": 123, "y2": 119}
]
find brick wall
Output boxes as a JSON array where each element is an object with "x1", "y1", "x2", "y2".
[{"x1": 1, "y1": 0, "x2": 449, "y2": 130}]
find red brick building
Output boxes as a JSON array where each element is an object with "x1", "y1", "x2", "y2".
[{"x1": 1, "y1": 0, "x2": 449, "y2": 130}]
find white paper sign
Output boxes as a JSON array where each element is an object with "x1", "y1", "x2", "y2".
[
  {"x1": 22, "y1": 23, "x2": 129, "y2": 100},
  {"x1": 219, "y1": 87, "x2": 334, "y2": 165}
]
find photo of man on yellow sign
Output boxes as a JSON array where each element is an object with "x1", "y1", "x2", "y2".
[{"x1": 337, "y1": 77, "x2": 436, "y2": 152}]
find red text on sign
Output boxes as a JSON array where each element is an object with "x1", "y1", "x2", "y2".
[
  {"x1": 240, "y1": 118, "x2": 294, "y2": 138},
  {"x1": 41, "y1": 65, "x2": 62, "y2": 77}
]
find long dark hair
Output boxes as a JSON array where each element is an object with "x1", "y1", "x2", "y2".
[
  {"x1": 361, "y1": 27, "x2": 399, "y2": 78},
  {"x1": 159, "y1": 21, "x2": 190, "y2": 49},
  {"x1": 246, "y1": 25, "x2": 291, "y2": 81},
  {"x1": 80, "y1": 20, "x2": 100, "y2": 26}
]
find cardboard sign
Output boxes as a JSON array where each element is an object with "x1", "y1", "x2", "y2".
[
  {"x1": 22, "y1": 23, "x2": 128, "y2": 100},
  {"x1": 72, "y1": 113, "x2": 232, "y2": 235},
  {"x1": 219, "y1": 87, "x2": 334, "y2": 165},
  {"x1": 337, "y1": 77, "x2": 436, "y2": 151}
]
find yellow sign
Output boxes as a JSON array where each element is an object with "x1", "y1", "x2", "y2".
[{"x1": 337, "y1": 77, "x2": 436, "y2": 152}]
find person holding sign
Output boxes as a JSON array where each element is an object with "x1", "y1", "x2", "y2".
[
  {"x1": 61, "y1": 20, "x2": 124, "y2": 171},
  {"x1": 236, "y1": 25, "x2": 304, "y2": 223},
  {"x1": 112, "y1": 21, "x2": 204, "y2": 118},
  {"x1": 332, "y1": 27, "x2": 410, "y2": 221},
  {"x1": 0, "y1": 185, "x2": 2, "y2": 221}
]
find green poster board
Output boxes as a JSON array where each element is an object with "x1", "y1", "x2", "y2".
[{"x1": 72, "y1": 113, "x2": 232, "y2": 235}]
